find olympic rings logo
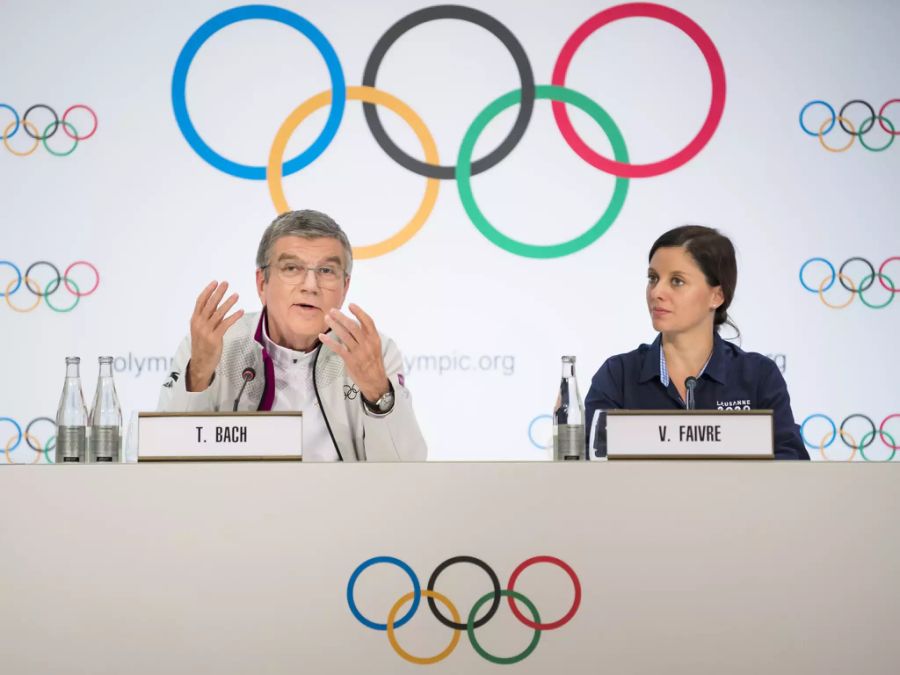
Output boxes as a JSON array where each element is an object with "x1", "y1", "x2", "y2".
[
  {"x1": 172, "y1": 3, "x2": 726, "y2": 259},
  {"x1": 0, "y1": 417, "x2": 56, "y2": 464},
  {"x1": 347, "y1": 555, "x2": 580, "y2": 664},
  {"x1": 799, "y1": 257, "x2": 898, "y2": 310},
  {"x1": 0, "y1": 260, "x2": 100, "y2": 313},
  {"x1": 0, "y1": 104, "x2": 98, "y2": 157},
  {"x1": 800, "y1": 414, "x2": 899, "y2": 462},
  {"x1": 528, "y1": 414, "x2": 553, "y2": 450},
  {"x1": 799, "y1": 99, "x2": 898, "y2": 152}
]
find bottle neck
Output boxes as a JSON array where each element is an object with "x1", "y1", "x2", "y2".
[
  {"x1": 65, "y1": 361, "x2": 81, "y2": 379},
  {"x1": 98, "y1": 360, "x2": 113, "y2": 379},
  {"x1": 561, "y1": 361, "x2": 575, "y2": 379}
]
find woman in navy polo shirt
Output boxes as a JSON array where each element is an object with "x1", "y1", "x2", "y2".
[{"x1": 585, "y1": 225, "x2": 809, "y2": 460}]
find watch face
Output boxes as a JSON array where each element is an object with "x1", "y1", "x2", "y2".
[{"x1": 378, "y1": 391, "x2": 395, "y2": 412}]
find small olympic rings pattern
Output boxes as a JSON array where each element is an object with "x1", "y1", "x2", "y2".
[
  {"x1": 0, "y1": 261, "x2": 100, "y2": 313},
  {"x1": 173, "y1": 3, "x2": 726, "y2": 259},
  {"x1": 799, "y1": 257, "x2": 898, "y2": 310},
  {"x1": 0, "y1": 104, "x2": 98, "y2": 156},
  {"x1": 347, "y1": 555, "x2": 581, "y2": 664},
  {"x1": 799, "y1": 99, "x2": 898, "y2": 152},
  {"x1": 0, "y1": 417, "x2": 57, "y2": 464},
  {"x1": 800, "y1": 414, "x2": 900, "y2": 462}
]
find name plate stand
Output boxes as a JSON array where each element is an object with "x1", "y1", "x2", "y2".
[
  {"x1": 138, "y1": 412, "x2": 302, "y2": 461},
  {"x1": 605, "y1": 410, "x2": 774, "y2": 459}
]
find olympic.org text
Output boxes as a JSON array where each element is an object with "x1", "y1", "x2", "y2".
[
  {"x1": 113, "y1": 353, "x2": 175, "y2": 378},
  {"x1": 404, "y1": 353, "x2": 515, "y2": 376}
]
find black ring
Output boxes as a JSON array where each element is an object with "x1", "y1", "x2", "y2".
[
  {"x1": 25, "y1": 417, "x2": 56, "y2": 453},
  {"x1": 426, "y1": 555, "x2": 501, "y2": 630},
  {"x1": 361, "y1": 5, "x2": 535, "y2": 180},
  {"x1": 839, "y1": 414, "x2": 877, "y2": 450},
  {"x1": 838, "y1": 100, "x2": 876, "y2": 136},
  {"x1": 22, "y1": 104, "x2": 60, "y2": 140},
  {"x1": 24, "y1": 261, "x2": 62, "y2": 297},
  {"x1": 838, "y1": 257, "x2": 875, "y2": 294}
]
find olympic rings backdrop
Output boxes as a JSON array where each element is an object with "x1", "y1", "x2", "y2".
[{"x1": 1, "y1": 0, "x2": 897, "y2": 462}]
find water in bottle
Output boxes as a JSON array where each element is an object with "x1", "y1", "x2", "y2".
[
  {"x1": 553, "y1": 355, "x2": 585, "y2": 460},
  {"x1": 55, "y1": 357, "x2": 88, "y2": 463},
  {"x1": 89, "y1": 356, "x2": 122, "y2": 463}
]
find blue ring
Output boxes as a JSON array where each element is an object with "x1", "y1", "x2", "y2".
[
  {"x1": 799, "y1": 100, "x2": 835, "y2": 137},
  {"x1": 801, "y1": 414, "x2": 836, "y2": 450},
  {"x1": 799, "y1": 257, "x2": 835, "y2": 294},
  {"x1": 0, "y1": 104, "x2": 20, "y2": 139},
  {"x1": 0, "y1": 261, "x2": 22, "y2": 297},
  {"x1": 528, "y1": 414, "x2": 552, "y2": 450},
  {"x1": 171, "y1": 5, "x2": 345, "y2": 180},
  {"x1": 0, "y1": 417, "x2": 23, "y2": 455},
  {"x1": 347, "y1": 556, "x2": 420, "y2": 631}
]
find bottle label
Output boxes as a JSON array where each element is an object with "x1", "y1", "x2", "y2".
[
  {"x1": 56, "y1": 426, "x2": 86, "y2": 463},
  {"x1": 89, "y1": 426, "x2": 121, "y2": 462},
  {"x1": 553, "y1": 424, "x2": 585, "y2": 460}
]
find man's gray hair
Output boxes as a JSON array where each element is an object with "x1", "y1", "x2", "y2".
[{"x1": 256, "y1": 210, "x2": 353, "y2": 280}]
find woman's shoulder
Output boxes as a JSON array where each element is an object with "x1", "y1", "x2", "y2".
[{"x1": 716, "y1": 337, "x2": 782, "y2": 378}]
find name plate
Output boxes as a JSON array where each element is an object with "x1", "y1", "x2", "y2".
[
  {"x1": 605, "y1": 410, "x2": 774, "y2": 459},
  {"x1": 138, "y1": 412, "x2": 302, "y2": 461}
]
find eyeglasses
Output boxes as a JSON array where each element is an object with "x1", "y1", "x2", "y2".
[{"x1": 261, "y1": 260, "x2": 346, "y2": 288}]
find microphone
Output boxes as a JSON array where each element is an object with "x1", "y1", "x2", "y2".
[
  {"x1": 684, "y1": 376, "x2": 698, "y2": 411},
  {"x1": 233, "y1": 367, "x2": 256, "y2": 411}
]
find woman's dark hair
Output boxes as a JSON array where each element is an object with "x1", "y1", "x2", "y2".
[{"x1": 649, "y1": 225, "x2": 739, "y2": 337}]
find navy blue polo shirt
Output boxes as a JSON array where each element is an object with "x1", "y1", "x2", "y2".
[{"x1": 585, "y1": 333, "x2": 809, "y2": 460}]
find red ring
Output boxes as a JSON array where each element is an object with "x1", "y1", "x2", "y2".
[
  {"x1": 880, "y1": 415, "x2": 900, "y2": 450},
  {"x1": 877, "y1": 99, "x2": 900, "y2": 136},
  {"x1": 878, "y1": 257, "x2": 900, "y2": 293},
  {"x1": 64, "y1": 261, "x2": 100, "y2": 297},
  {"x1": 506, "y1": 556, "x2": 581, "y2": 630},
  {"x1": 62, "y1": 104, "x2": 98, "y2": 141},
  {"x1": 550, "y1": 2, "x2": 727, "y2": 178}
]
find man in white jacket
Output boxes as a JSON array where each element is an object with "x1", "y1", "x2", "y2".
[{"x1": 158, "y1": 210, "x2": 427, "y2": 462}]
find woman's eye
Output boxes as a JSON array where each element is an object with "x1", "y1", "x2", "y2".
[{"x1": 672, "y1": 277, "x2": 684, "y2": 287}]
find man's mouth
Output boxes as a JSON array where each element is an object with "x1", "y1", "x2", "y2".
[{"x1": 292, "y1": 302, "x2": 320, "y2": 312}]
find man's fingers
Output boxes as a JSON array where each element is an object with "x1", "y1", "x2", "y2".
[
  {"x1": 348, "y1": 303, "x2": 377, "y2": 334},
  {"x1": 319, "y1": 333, "x2": 349, "y2": 358},
  {"x1": 216, "y1": 309, "x2": 245, "y2": 336},
  {"x1": 201, "y1": 281, "x2": 229, "y2": 319},
  {"x1": 324, "y1": 316, "x2": 358, "y2": 349},
  {"x1": 210, "y1": 293, "x2": 239, "y2": 326},
  {"x1": 193, "y1": 281, "x2": 217, "y2": 316},
  {"x1": 326, "y1": 309, "x2": 363, "y2": 343}
]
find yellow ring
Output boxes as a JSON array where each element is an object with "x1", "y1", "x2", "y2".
[
  {"x1": 3, "y1": 119, "x2": 40, "y2": 157},
  {"x1": 386, "y1": 590, "x2": 461, "y2": 665},
  {"x1": 5, "y1": 432, "x2": 42, "y2": 464},
  {"x1": 818, "y1": 116, "x2": 856, "y2": 153},
  {"x1": 818, "y1": 272, "x2": 855, "y2": 309},
  {"x1": 819, "y1": 430, "x2": 857, "y2": 462},
  {"x1": 5, "y1": 276, "x2": 42, "y2": 313},
  {"x1": 267, "y1": 86, "x2": 439, "y2": 259}
]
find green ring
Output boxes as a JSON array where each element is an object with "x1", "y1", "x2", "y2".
[
  {"x1": 859, "y1": 431, "x2": 897, "y2": 462},
  {"x1": 859, "y1": 430, "x2": 897, "y2": 462},
  {"x1": 858, "y1": 115, "x2": 895, "y2": 152},
  {"x1": 467, "y1": 589, "x2": 541, "y2": 665},
  {"x1": 457, "y1": 84, "x2": 629, "y2": 259},
  {"x1": 858, "y1": 273, "x2": 895, "y2": 309},
  {"x1": 44, "y1": 436, "x2": 56, "y2": 464},
  {"x1": 42, "y1": 120, "x2": 79, "y2": 157},
  {"x1": 44, "y1": 277, "x2": 80, "y2": 313}
]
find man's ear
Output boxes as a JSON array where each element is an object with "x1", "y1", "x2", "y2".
[{"x1": 256, "y1": 268, "x2": 266, "y2": 306}]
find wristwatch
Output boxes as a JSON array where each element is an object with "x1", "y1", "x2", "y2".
[{"x1": 363, "y1": 384, "x2": 395, "y2": 415}]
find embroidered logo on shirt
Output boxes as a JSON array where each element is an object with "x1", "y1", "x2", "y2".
[
  {"x1": 717, "y1": 399, "x2": 752, "y2": 411},
  {"x1": 343, "y1": 383, "x2": 359, "y2": 400}
]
